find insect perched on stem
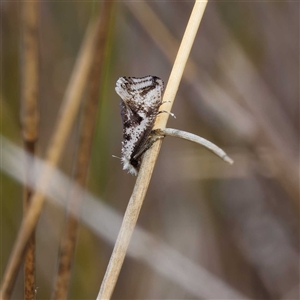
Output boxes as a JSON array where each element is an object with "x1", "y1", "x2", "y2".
[
  {"x1": 115, "y1": 76, "x2": 164, "y2": 175},
  {"x1": 115, "y1": 75, "x2": 233, "y2": 176}
]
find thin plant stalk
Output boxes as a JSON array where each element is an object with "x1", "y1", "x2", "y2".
[
  {"x1": 51, "y1": 3, "x2": 114, "y2": 299},
  {"x1": 97, "y1": 1, "x2": 208, "y2": 299},
  {"x1": 20, "y1": 1, "x2": 39, "y2": 300},
  {"x1": 0, "y1": 16, "x2": 102, "y2": 300}
]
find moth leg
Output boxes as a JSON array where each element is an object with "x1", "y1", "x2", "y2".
[
  {"x1": 159, "y1": 101, "x2": 175, "y2": 117},
  {"x1": 157, "y1": 110, "x2": 176, "y2": 119},
  {"x1": 132, "y1": 133, "x2": 165, "y2": 161}
]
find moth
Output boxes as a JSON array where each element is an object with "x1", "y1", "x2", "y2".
[{"x1": 115, "y1": 76, "x2": 164, "y2": 175}]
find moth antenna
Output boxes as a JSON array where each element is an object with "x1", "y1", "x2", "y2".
[{"x1": 112, "y1": 155, "x2": 121, "y2": 160}]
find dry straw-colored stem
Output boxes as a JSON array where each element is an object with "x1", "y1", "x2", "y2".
[
  {"x1": 97, "y1": 2, "x2": 208, "y2": 299},
  {"x1": 20, "y1": 1, "x2": 40, "y2": 299},
  {"x1": 0, "y1": 16, "x2": 102, "y2": 300},
  {"x1": 51, "y1": 3, "x2": 114, "y2": 300}
]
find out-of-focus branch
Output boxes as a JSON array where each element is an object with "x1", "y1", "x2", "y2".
[
  {"x1": 20, "y1": 1, "x2": 39, "y2": 300},
  {"x1": 219, "y1": 44, "x2": 299, "y2": 204},
  {"x1": 1, "y1": 136, "x2": 251, "y2": 300},
  {"x1": 0, "y1": 15, "x2": 102, "y2": 300},
  {"x1": 51, "y1": 3, "x2": 114, "y2": 300}
]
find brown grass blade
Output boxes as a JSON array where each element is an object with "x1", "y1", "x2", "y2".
[{"x1": 20, "y1": 1, "x2": 40, "y2": 299}]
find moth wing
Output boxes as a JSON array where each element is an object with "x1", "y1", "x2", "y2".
[{"x1": 116, "y1": 76, "x2": 164, "y2": 175}]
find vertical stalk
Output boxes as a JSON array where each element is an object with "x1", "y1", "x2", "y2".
[
  {"x1": 20, "y1": 2, "x2": 39, "y2": 300},
  {"x1": 97, "y1": 1, "x2": 208, "y2": 299}
]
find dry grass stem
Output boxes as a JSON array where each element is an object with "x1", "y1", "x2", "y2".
[
  {"x1": 21, "y1": 1, "x2": 39, "y2": 144},
  {"x1": 52, "y1": 3, "x2": 114, "y2": 299},
  {"x1": 0, "y1": 17, "x2": 102, "y2": 300},
  {"x1": 97, "y1": 1, "x2": 208, "y2": 299},
  {"x1": 155, "y1": 128, "x2": 234, "y2": 164},
  {"x1": 20, "y1": 1, "x2": 39, "y2": 299}
]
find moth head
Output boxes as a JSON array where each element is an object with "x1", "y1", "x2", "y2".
[
  {"x1": 115, "y1": 77, "x2": 132, "y2": 101},
  {"x1": 115, "y1": 76, "x2": 164, "y2": 101}
]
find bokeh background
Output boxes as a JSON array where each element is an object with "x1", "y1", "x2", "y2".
[{"x1": 1, "y1": 1, "x2": 299, "y2": 299}]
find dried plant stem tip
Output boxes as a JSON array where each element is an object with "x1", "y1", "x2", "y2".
[{"x1": 153, "y1": 128, "x2": 234, "y2": 164}]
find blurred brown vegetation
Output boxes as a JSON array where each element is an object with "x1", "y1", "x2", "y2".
[{"x1": 1, "y1": 1, "x2": 299, "y2": 299}]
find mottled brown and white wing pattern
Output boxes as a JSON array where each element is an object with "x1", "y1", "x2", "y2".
[{"x1": 115, "y1": 76, "x2": 164, "y2": 175}]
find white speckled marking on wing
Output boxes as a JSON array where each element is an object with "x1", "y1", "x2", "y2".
[{"x1": 115, "y1": 76, "x2": 164, "y2": 175}]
